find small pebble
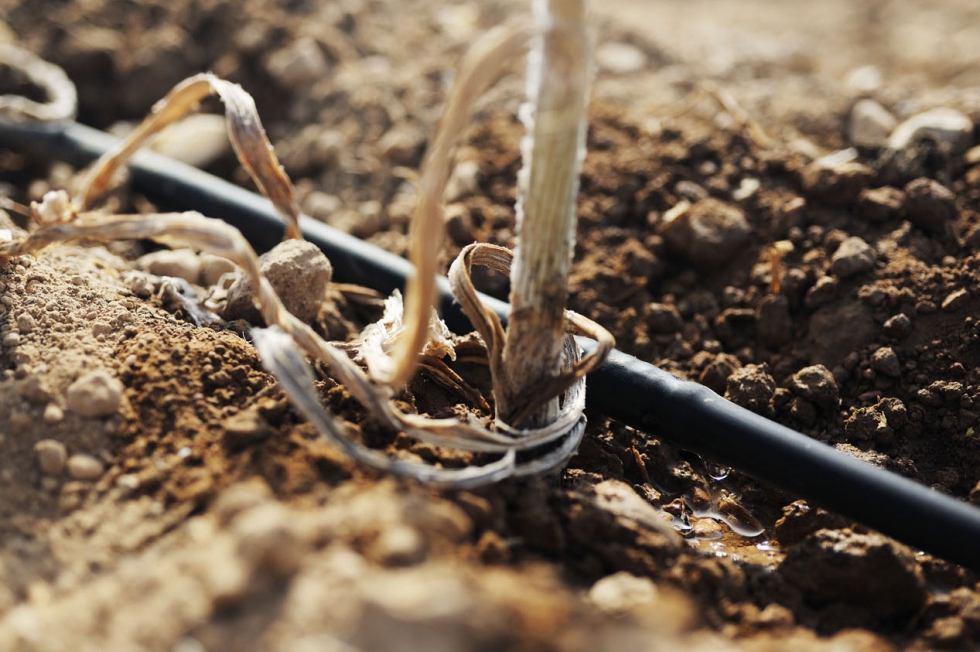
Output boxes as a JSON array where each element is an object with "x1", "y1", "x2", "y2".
[
  {"x1": 870, "y1": 347, "x2": 901, "y2": 377},
  {"x1": 199, "y1": 254, "x2": 236, "y2": 287},
  {"x1": 222, "y1": 239, "x2": 333, "y2": 323},
  {"x1": 137, "y1": 249, "x2": 202, "y2": 285},
  {"x1": 790, "y1": 364, "x2": 839, "y2": 408},
  {"x1": 35, "y1": 439, "x2": 67, "y2": 476},
  {"x1": 732, "y1": 177, "x2": 760, "y2": 202},
  {"x1": 2, "y1": 332, "x2": 21, "y2": 347},
  {"x1": 66, "y1": 370, "x2": 124, "y2": 417},
  {"x1": 857, "y1": 186, "x2": 904, "y2": 223},
  {"x1": 265, "y1": 37, "x2": 329, "y2": 89},
  {"x1": 903, "y1": 178, "x2": 958, "y2": 232},
  {"x1": 844, "y1": 65, "x2": 883, "y2": 95},
  {"x1": 660, "y1": 198, "x2": 750, "y2": 269},
  {"x1": 691, "y1": 518, "x2": 724, "y2": 540},
  {"x1": 15, "y1": 312, "x2": 36, "y2": 333},
  {"x1": 882, "y1": 313, "x2": 913, "y2": 339},
  {"x1": 589, "y1": 572, "x2": 658, "y2": 616},
  {"x1": 43, "y1": 403, "x2": 65, "y2": 423},
  {"x1": 830, "y1": 236, "x2": 876, "y2": 278},
  {"x1": 848, "y1": 99, "x2": 896, "y2": 149},
  {"x1": 17, "y1": 374, "x2": 51, "y2": 404},
  {"x1": 804, "y1": 276, "x2": 839, "y2": 309},
  {"x1": 800, "y1": 156, "x2": 872, "y2": 206},
  {"x1": 67, "y1": 453, "x2": 104, "y2": 481},
  {"x1": 888, "y1": 107, "x2": 974, "y2": 154},
  {"x1": 595, "y1": 42, "x2": 647, "y2": 74},
  {"x1": 116, "y1": 474, "x2": 140, "y2": 491}
]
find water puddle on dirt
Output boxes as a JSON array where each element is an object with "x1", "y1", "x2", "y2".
[{"x1": 651, "y1": 453, "x2": 782, "y2": 568}]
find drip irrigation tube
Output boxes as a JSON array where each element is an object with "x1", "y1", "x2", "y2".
[{"x1": 3, "y1": 119, "x2": 980, "y2": 572}]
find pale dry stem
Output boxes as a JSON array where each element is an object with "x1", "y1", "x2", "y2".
[
  {"x1": 503, "y1": 0, "x2": 591, "y2": 427},
  {"x1": 75, "y1": 73, "x2": 303, "y2": 239},
  {"x1": 0, "y1": 43, "x2": 77, "y2": 122}
]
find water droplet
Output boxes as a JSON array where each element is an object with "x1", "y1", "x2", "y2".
[{"x1": 694, "y1": 454, "x2": 732, "y2": 481}]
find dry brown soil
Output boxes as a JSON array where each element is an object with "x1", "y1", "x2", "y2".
[{"x1": 2, "y1": 0, "x2": 980, "y2": 650}]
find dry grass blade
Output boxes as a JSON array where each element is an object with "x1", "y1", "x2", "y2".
[
  {"x1": 0, "y1": 43, "x2": 77, "y2": 122},
  {"x1": 76, "y1": 73, "x2": 302, "y2": 238},
  {"x1": 378, "y1": 20, "x2": 533, "y2": 389}
]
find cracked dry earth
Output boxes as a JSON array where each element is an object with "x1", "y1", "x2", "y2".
[{"x1": 3, "y1": 0, "x2": 980, "y2": 650}]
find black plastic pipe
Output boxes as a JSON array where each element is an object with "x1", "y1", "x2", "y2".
[{"x1": 3, "y1": 119, "x2": 980, "y2": 573}]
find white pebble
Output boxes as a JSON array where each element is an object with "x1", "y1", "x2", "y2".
[
  {"x1": 34, "y1": 439, "x2": 67, "y2": 476},
  {"x1": 589, "y1": 572, "x2": 658, "y2": 615},
  {"x1": 66, "y1": 370, "x2": 124, "y2": 417},
  {"x1": 15, "y1": 313, "x2": 35, "y2": 333},
  {"x1": 67, "y1": 454, "x2": 104, "y2": 481},
  {"x1": 136, "y1": 249, "x2": 202, "y2": 285},
  {"x1": 43, "y1": 404, "x2": 64, "y2": 423},
  {"x1": 844, "y1": 65, "x2": 883, "y2": 95},
  {"x1": 848, "y1": 99, "x2": 896, "y2": 149},
  {"x1": 596, "y1": 42, "x2": 647, "y2": 75}
]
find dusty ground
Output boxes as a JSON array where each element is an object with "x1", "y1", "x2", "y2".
[{"x1": 2, "y1": 0, "x2": 980, "y2": 650}]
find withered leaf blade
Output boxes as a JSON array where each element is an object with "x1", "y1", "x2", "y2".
[{"x1": 76, "y1": 73, "x2": 302, "y2": 240}]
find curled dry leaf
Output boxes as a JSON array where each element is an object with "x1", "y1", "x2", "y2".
[
  {"x1": 0, "y1": 42, "x2": 77, "y2": 122},
  {"x1": 75, "y1": 73, "x2": 303, "y2": 239},
  {"x1": 448, "y1": 243, "x2": 614, "y2": 428}
]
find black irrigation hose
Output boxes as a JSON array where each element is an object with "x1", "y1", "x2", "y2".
[{"x1": 3, "y1": 119, "x2": 980, "y2": 573}]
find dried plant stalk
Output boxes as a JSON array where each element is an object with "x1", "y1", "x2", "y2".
[
  {"x1": 502, "y1": 0, "x2": 591, "y2": 427},
  {"x1": 0, "y1": 43, "x2": 77, "y2": 122},
  {"x1": 75, "y1": 73, "x2": 303, "y2": 239}
]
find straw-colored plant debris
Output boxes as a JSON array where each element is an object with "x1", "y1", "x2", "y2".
[
  {"x1": 0, "y1": 0, "x2": 612, "y2": 487},
  {"x1": 0, "y1": 43, "x2": 76, "y2": 122}
]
